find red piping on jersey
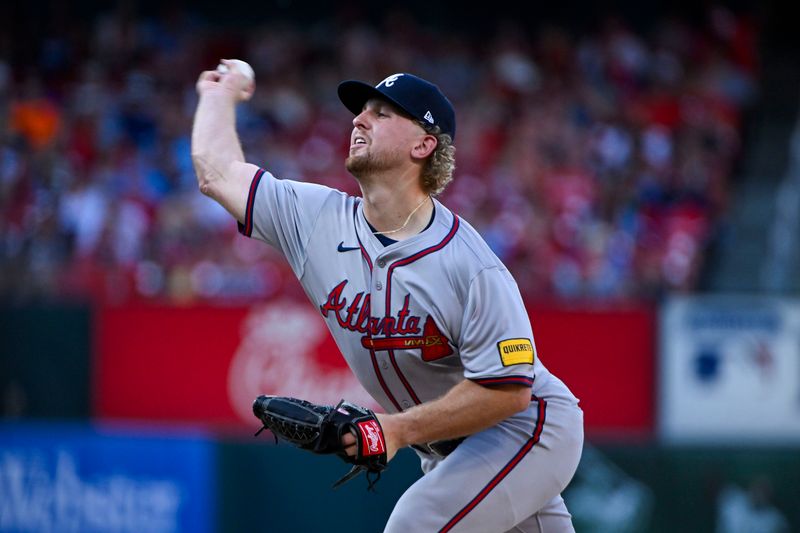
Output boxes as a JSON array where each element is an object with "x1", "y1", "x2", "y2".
[
  {"x1": 439, "y1": 396, "x2": 547, "y2": 533},
  {"x1": 238, "y1": 168, "x2": 266, "y2": 237},
  {"x1": 387, "y1": 352, "x2": 421, "y2": 405},
  {"x1": 382, "y1": 216, "x2": 460, "y2": 408},
  {"x1": 359, "y1": 245, "x2": 373, "y2": 271},
  {"x1": 353, "y1": 201, "x2": 407, "y2": 409},
  {"x1": 368, "y1": 338, "x2": 402, "y2": 412},
  {"x1": 470, "y1": 375, "x2": 534, "y2": 387},
  {"x1": 352, "y1": 202, "x2": 373, "y2": 272},
  {"x1": 384, "y1": 216, "x2": 460, "y2": 312}
]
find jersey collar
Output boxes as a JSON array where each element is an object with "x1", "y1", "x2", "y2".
[{"x1": 355, "y1": 198, "x2": 453, "y2": 259}]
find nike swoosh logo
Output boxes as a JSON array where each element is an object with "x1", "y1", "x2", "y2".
[{"x1": 337, "y1": 241, "x2": 360, "y2": 252}]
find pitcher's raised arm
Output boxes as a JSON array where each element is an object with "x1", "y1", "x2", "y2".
[{"x1": 191, "y1": 59, "x2": 261, "y2": 223}]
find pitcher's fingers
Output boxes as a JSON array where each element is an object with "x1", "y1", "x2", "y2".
[
  {"x1": 341, "y1": 431, "x2": 357, "y2": 446},
  {"x1": 198, "y1": 70, "x2": 222, "y2": 83}
]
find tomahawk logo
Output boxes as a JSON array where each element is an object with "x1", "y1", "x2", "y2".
[
  {"x1": 361, "y1": 315, "x2": 454, "y2": 361},
  {"x1": 358, "y1": 420, "x2": 386, "y2": 455}
]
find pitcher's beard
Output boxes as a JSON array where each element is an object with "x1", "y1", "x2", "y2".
[
  {"x1": 346, "y1": 153, "x2": 377, "y2": 178},
  {"x1": 345, "y1": 150, "x2": 398, "y2": 179}
]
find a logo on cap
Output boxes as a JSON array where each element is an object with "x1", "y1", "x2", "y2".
[
  {"x1": 424, "y1": 111, "x2": 434, "y2": 124},
  {"x1": 378, "y1": 74, "x2": 404, "y2": 88}
]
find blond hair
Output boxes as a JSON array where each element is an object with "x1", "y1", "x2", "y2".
[{"x1": 419, "y1": 124, "x2": 456, "y2": 196}]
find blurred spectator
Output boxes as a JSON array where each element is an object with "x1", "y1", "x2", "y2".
[{"x1": 0, "y1": 5, "x2": 758, "y2": 304}]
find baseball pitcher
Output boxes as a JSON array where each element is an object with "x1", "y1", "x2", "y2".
[{"x1": 192, "y1": 60, "x2": 584, "y2": 532}]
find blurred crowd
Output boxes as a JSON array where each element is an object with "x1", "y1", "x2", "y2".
[{"x1": 0, "y1": 5, "x2": 759, "y2": 304}]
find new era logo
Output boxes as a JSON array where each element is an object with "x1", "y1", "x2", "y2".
[{"x1": 424, "y1": 110, "x2": 434, "y2": 124}]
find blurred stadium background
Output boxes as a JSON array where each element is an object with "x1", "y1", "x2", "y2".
[{"x1": 1, "y1": 0, "x2": 799, "y2": 531}]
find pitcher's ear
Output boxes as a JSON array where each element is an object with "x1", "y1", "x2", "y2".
[{"x1": 411, "y1": 134, "x2": 437, "y2": 160}]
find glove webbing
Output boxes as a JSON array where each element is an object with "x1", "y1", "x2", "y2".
[{"x1": 331, "y1": 464, "x2": 379, "y2": 491}]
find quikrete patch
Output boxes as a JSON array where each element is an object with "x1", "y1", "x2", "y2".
[{"x1": 497, "y1": 338, "x2": 535, "y2": 366}]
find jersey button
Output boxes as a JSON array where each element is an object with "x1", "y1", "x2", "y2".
[
  {"x1": 377, "y1": 260, "x2": 385, "y2": 268},
  {"x1": 381, "y1": 361, "x2": 389, "y2": 370},
  {"x1": 376, "y1": 281, "x2": 383, "y2": 290},
  {"x1": 401, "y1": 400, "x2": 411, "y2": 409}
]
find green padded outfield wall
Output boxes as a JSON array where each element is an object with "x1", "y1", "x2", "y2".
[
  {"x1": 217, "y1": 440, "x2": 424, "y2": 532},
  {"x1": 217, "y1": 441, "x2": 800, "y2": 533},
  {"x1": 565, "y1": 444, "x2": 800, "y2": 533},
  {"x1": 0, "y1": 305, "x2": 90, "y2": 418}
]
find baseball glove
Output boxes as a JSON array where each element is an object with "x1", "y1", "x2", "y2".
[{"x1": 252, "y1": 395, "x2": 388, "y2": 490}]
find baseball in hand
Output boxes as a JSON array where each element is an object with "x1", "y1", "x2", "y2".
[{"x1": 217, "y1": 59, "x2": 255, "y2": 82}]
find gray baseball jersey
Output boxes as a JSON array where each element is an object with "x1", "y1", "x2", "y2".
[{"x1": 240, "y1": 168, "x2": 584, "y2": 532}]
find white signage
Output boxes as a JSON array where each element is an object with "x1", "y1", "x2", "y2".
[{"x1": 660, "y1": 296, "x2": 800, "y2": 443}]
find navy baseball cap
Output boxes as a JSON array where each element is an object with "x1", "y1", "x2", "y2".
[{"x1": 338, "y1": 73, "x2": 456, "y2": 140}]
